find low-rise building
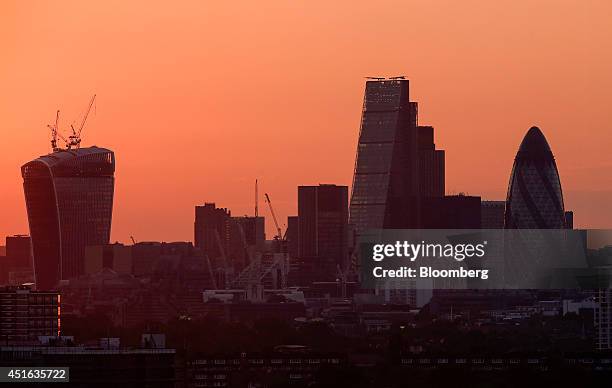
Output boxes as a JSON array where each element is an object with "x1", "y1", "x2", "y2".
[{"x1": 0, "y1": 286, "x2": 60, "y2": 342}]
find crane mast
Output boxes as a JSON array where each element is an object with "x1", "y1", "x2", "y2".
[
  {"x1": 264, "y1": 193, "x2": 283, "y2": 241},
  {"x1": 47, "y1": 110, "x2": 60, "y2": 152},
  {"x1": 68, "y1": 94, "x2": 96, "y2": 149}
]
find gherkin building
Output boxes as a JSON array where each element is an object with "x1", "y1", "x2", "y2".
[{"x1": 504, "y1": 126, "x2": 566, "y2": 229}]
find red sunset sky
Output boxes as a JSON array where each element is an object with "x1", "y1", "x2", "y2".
[{"x1": 1, "y1": 0, "x2": 611, "y2": 242}]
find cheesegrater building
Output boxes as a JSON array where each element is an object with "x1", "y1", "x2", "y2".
[
  {"x1": 21, "y1": 146, "x2": 115, "y2": 290},
  {"x1": 349, "y1": 78, "x2": 445, "y2": 234}
]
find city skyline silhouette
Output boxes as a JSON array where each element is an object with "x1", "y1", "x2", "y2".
[
  {"x1": 2, "y1": 3, "x2": 612, "y2": 385},
  {"x1": 1, "y1": 1, "x2": 611, "y2": 243}
]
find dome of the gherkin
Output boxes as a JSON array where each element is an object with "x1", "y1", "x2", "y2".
[{"x1": 504, "y1": 127, "x2": 566, "y2": 229}]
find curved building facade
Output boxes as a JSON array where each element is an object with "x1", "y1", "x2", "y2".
[
  {"x1": 22, "y1": 147, "x2": 115, "y2": 289},
  {"x1": 504, "y1": 126, "x2": 565, "y2": 229}
]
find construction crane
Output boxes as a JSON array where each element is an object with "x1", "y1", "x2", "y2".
[
  {"x1": 205, "y1": 255, "x2": 218, "y2": 289},
  {"x1": 264, "y1": 193, "x2": 283, "y2": 241},
  {"x1": 365, "y1": 76, "x2": 385, "y2": 80},
  {"x1": 236, "y1": 221, "x2": 252, "y2": 261},
  {"x1": 47, "y1": 110, "x2": 61, "y2": 152},
  {"x1": 67, "y1": 94, "x2": 96, "y2": 150},
  {"x1": 47, "y1": 94, "x2": 96, "y2": 151},
  {"x1": 47, "y1": 110, "x2": 69, "y2": 152}
]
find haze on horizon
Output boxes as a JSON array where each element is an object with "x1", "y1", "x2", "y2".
[{"x1": 1, "y1": 0, "x2": 611, "y2": 243}]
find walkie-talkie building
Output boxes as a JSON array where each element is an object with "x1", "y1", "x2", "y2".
[
  {"x1": 22, "y1": 147, "x2": 115, "y2": 289},
  {"x1": 505, "y1": 126, "x2": 566, "y2": 229},
  {"x1": 349, "y1": 78, "x2": 444, "y2": 234}
]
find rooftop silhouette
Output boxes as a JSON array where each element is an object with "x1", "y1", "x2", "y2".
[{"x1": 516, "y1": 126, "x2": 554, "y2": 161}]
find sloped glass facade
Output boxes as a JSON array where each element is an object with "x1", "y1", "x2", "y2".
[
  {"x1": 350, "y1": 79, "x2": 445, "y2": 234},
  {"x1": 22, "y1": 147, "x2": 115, "y2": 289},
  {"x1": 349, "y1": 80, "x2": 417, "y2": 234}
]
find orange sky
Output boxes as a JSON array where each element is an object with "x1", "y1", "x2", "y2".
[{"x1": 1, "y1": 0, "x2": 611, "y2": 243}]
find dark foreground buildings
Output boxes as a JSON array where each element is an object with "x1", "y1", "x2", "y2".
[
  {"x1": 194, "y1": 203, "x2": 265, "y2": 276},
  {"x1": 0, "y1": 345, "x2": 176, "y2": 387},
  {"x1": 298, "y1": 184, "x2": 348, "y2": 276},
  {"x1": 0, "y1": 286, "x2": 60, "y2": 342},
  {"x1": 194, "y1": 203, "x2": 232, "y2": 261},
  {"x1": 22, "y1": 146, "x2": 115, "y2": 290},
  {"x1": 0, "y1": 235, "x2": 33, "y2": 285},
  {"x1": 422, "y1": 194, "x2": 481, "y2": 229},
  {"x1": 481, "y1": 200, "x2": 506, "y2": 229}
]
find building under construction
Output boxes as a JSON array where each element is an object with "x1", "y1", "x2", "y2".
[{"x1": 22, "y1": 95, "x2": 114, "y2": 290}]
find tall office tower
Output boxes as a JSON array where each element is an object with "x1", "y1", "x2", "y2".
[
  {"x1": 286, "y1": 216, "x2": 299, "y2": 259},
  {"x1": 194, "y1": 203, "x2": 231, "y2": 260},
  {"x1": 22, "y1": 147, "x2": 115, "y2": 290},
  {"x1": 417, "y1": 125, "x2": 445, "y2": 198},
  {"x1": 349, "y1": 78, "x2": 445, "y2": 234},
  {"x1": 505, "y1": 126, "x2": 566, "y2": 229},
  {"x1": 481, "y1": 200, "x2": 506, "y2": 229},
  {"x1": 298, "y1": 185, "x2": 348, "y2": 274}
]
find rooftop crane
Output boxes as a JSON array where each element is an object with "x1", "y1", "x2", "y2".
[
  {"x1": 47, "y1": 94, "x2": 97, "y2": 152},
  {"x1": 47, "y1": 110, "x2": 61, "y2": 152},
  {"x1": 47, "y1": 110, "x2": 70, "y2": 152},
  {"x1": 264, "y1": 193, "x2": 283, "y2": 241},
  {"x1": 264, "y1": 193, "x2": 288, "y2": 285},
  {"x1": 68, "y1": 94, "x2": 96, "y2": 150}
]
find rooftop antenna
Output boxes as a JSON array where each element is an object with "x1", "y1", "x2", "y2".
[{"x1": 255, "y1": 179, "x2": 259, "y2": 217}]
